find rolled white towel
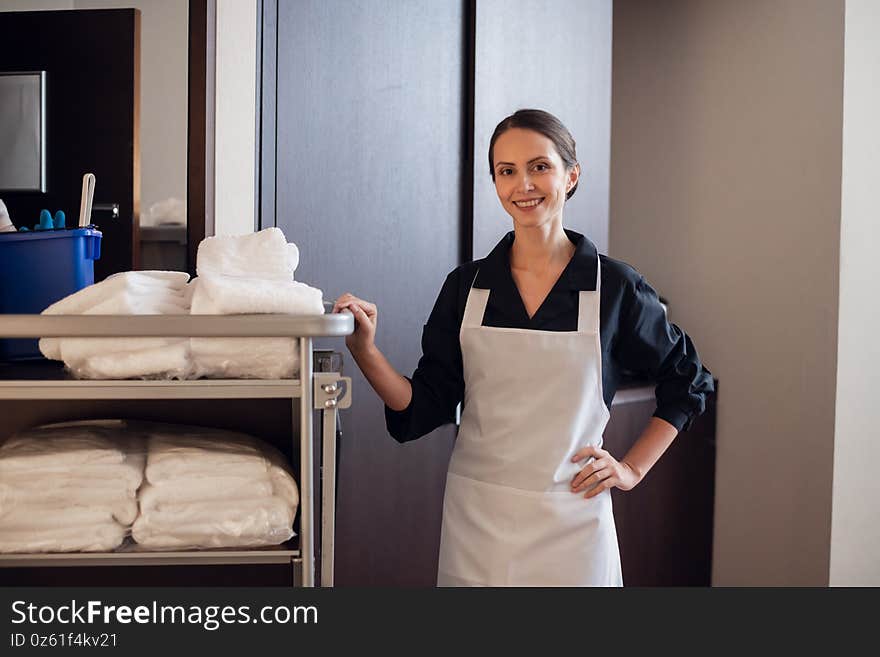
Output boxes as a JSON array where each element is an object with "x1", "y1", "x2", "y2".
[{"x1": 196, "y1": 227, "x2": 293, "y2": 281}]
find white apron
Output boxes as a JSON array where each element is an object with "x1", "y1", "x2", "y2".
[{"x1": 437, "y1": 256, "x2": 622, "y2": 586}]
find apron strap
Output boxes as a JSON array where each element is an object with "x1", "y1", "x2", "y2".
[
  {"x1": 465, "y1": 256, "x2": 601, "y2": 333},
  {"x1": 576, "y1": 255, "x2": 602, "y2": 334},
  {"x1": 462, "y1": 269, "x2": 489, "y2": 329}
]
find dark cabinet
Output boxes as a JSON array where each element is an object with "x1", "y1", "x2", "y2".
[{"x1": 604, "y1": 382, "x2": 717, "y2": 586}]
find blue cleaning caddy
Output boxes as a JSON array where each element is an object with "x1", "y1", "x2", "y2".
[{"x1": 0, "y1": 227, "x2": 102, "y2": 360}]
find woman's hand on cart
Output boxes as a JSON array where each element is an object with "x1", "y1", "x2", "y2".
[{"x1": 332, "y1": 293, "x2": 377, "y2": 354}]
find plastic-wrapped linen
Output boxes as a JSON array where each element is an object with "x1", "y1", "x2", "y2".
[
  {"x1": 0, "y1": 421, "x2": 145, "y2": 553},
  {"x1": 131, "y1": 423, "x2": 299, "y2": 550}
]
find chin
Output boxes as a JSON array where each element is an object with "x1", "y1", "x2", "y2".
[{"x1": 510, "y1": 212, "x2": 552, "y2": 229}]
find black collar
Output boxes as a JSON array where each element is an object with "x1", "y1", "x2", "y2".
[{"x1": 473, "y1": 228, "x2": 599, "y2": 291}]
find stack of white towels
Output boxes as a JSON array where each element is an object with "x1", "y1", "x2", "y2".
[
  {"x1": 132, "y1": 426, "x2": 300, "y2": 550},
  {"x1": 0, "y1": 421, "x2": 144, "y2": 553},
  {"x1": 189, "y1": 227, "x2": 323, "y2": 379},
  {"x1": 38, "y1": 227, "x2": 325, "y2": 380},
  {"x1": 0, "y1": 420, "x2": 300, "y2": 553},
  {"x1": 39, "y1": 271, "x2": 191, "y2": 380}
]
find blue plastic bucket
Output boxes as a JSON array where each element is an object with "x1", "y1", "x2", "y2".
[{"x1": 0, "y1": 227, "x2": 102, "y2": 360}]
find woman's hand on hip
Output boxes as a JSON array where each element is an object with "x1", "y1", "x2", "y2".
[
  {"x1": 332, "y1": 292, "x2": 377, "y2": 354},
  {"x1": 570, "y1": 445, "x2": 642, "y2": 498}
]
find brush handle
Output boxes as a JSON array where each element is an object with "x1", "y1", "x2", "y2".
[{"x1": 78, "y1": 173, "x2": 96, "y2": 227}]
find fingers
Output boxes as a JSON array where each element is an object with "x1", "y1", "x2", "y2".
[
  {"x1": 571, "y1": 445, "x2": 606, "y2": 464},
  {"x1": 584, "y1": 478, "x2": 615, "y2": 499},
  {"x1": 332, "y1": 292, "x2": 354, "y2": 314},
  {"x1": 571, "y1": 458, "x2": 610, "y2": 492},
  {"x1": 348, "y1": 303, "x2": 371, "y2": 326},
  {"x1": 332, "y1": 293, "x2": 377, "y2": 318}
]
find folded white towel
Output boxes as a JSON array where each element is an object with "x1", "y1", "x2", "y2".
[
  {"x1": 1, "y1": 470, "x2": 142, "y2": 495},
  {"x1": 39, "y1": 271, "x2": 189, "y2": 360},
  {"x1": 268, "y1": 462, "x2": 300, "y2": 511},
  {"x1": 189, "y1": 277, "x2": 301, "y2": 379},
  {"x1": 144, "y1": 431, "x2": 270, "y2": 484},
  {"x1": 139, "y1": 458, "x2": 298, "y2": 513},
  {"x1": 0, "y1": 523, "x2": 126, "y2": 553},
  {"x1": 131, "y1": 496, "x2": 294, "y2": 549},
  {"x1": 41, "y1": 271, "x2": 190, "y2": 316},
  {"x1": 59, "y1": 336, "x2": 183, "y2": 364},
  {"x1": 52, "y1": 293, "x2": 188, "y2": 364},
  {"x1": 136, "y1": 495, "x2": 294, "y2": 527},
  {"x1": 0, "y1": 424, "x2": 145, "y2": 489},
  {"x1": 0, "y1": 503, "x2": 125, "y2": 531},
  {"x1": 288, "y1": 242, "x2": 300, "y2": 275},
  {"x1": 0, "y1": 484, "x2": 139, "y2": 525},
  {"x1": 0, "y1": 430, "x2": 126, "y2": 472},
  {"x1": 38, "y1": 287, "x2": 187, "y2": 379},
  {"x1": 68, "y1": 340, "x2": 191, "y2": 380},
  {"x1": 189, "y1": 336, "x2": 297, "y2": 379},
  {"x1": 138, "y1": 477, "x2": 274, "y2": 512},
  {"x1": 196, "y1": 227, "x2": 293, "y2": 281},
  {"x1": 194, "y1": 274, "x2": 323, "y2": 316}
]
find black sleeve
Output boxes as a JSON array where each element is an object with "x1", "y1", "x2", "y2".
[
  {"x1": 613, "y1": 275, "x2": 714, "y2": 432},
  {"x1": 384, "y1": 269, "x2": 465, "y2": 443}
]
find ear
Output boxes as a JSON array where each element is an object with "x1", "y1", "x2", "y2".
[{"x1": 567, "y1": 163, "x2": 581, "y2": 192}]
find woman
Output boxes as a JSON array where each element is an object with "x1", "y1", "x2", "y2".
[{"x1": 333, "y1": 109, "x2": 714, "y2": 586}]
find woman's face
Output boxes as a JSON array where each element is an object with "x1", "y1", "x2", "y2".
[{"x1": 492, "y1": 127, "x2": 579, "y2": 230}]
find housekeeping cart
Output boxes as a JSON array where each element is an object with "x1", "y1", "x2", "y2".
[{"x1": 0, "y1": 313, "x2": 353, "y2": 587}]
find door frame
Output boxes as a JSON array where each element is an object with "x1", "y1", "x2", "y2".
[{"x1": 186, "y1": 0, "x2": 216, "y2": 275}]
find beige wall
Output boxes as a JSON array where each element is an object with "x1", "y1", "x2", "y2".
[
  {"x1": 214, "y1": 0, "x2": 258, "y2": 236},
  {"x1": 830, "y1": 0, "x2": 880, "y2": 586},
  {"x1": 611, "y1": 0, "x2": 844, "y2": 585}
]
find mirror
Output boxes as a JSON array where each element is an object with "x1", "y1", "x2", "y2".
[{"x1": 0, "y1": 71, "x2": 46, "y2": 193}]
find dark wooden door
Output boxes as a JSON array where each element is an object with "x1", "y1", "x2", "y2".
[
  {"x1": 0, "y1": 9, "x2": 140, "y2": 280},
  {"x1": 263, "y1": 0, "x2": 466, "y2": 586}
]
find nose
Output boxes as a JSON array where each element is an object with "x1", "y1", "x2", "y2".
[{"x1": 517, "y1": 172, "x2": 535, "y2": 193}]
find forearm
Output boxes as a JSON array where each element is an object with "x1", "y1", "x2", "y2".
[
  {"x1": 349, "y1": 344, "x2": 412, "y2": 411},
  {"x1": 620, "y1": 416, "x2": 679, "y2": 481}
]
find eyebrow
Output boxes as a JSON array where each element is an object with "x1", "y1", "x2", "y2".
[{"x1": 495, "y1": 156, "x2": 551, "y2": 168}]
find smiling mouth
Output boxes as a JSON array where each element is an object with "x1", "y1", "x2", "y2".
[{"x1": 513, "y1": 197, "x2": 545, "y2": 208}]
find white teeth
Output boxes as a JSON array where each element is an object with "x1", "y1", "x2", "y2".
[{"x1": 514, "y1": 198, "x2": 544, "y2": 208}]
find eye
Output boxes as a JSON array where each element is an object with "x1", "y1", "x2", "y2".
[
  {"x1": 533, "y1": 163, "x2": 549, "y2": 172},
  {"x1": 499, "y1": 167, "x2": 513, "y2": 176}
]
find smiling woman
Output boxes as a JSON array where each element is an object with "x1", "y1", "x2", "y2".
[{"x1": 334, "y1": 108, "x2": 714, "y2": 587}]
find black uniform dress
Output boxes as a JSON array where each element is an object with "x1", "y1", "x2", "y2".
[{"x1": 386, "y1": 229, "x2": 714, "y2": 442}]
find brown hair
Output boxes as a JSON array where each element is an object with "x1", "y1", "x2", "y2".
[{"x1": 488, "y1": 109, "x2": 579, "y2": 200}]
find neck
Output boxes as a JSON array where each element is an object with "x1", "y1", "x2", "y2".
[{"x1": 509, "y1": 219, "x2": 573, "y2": 274}]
